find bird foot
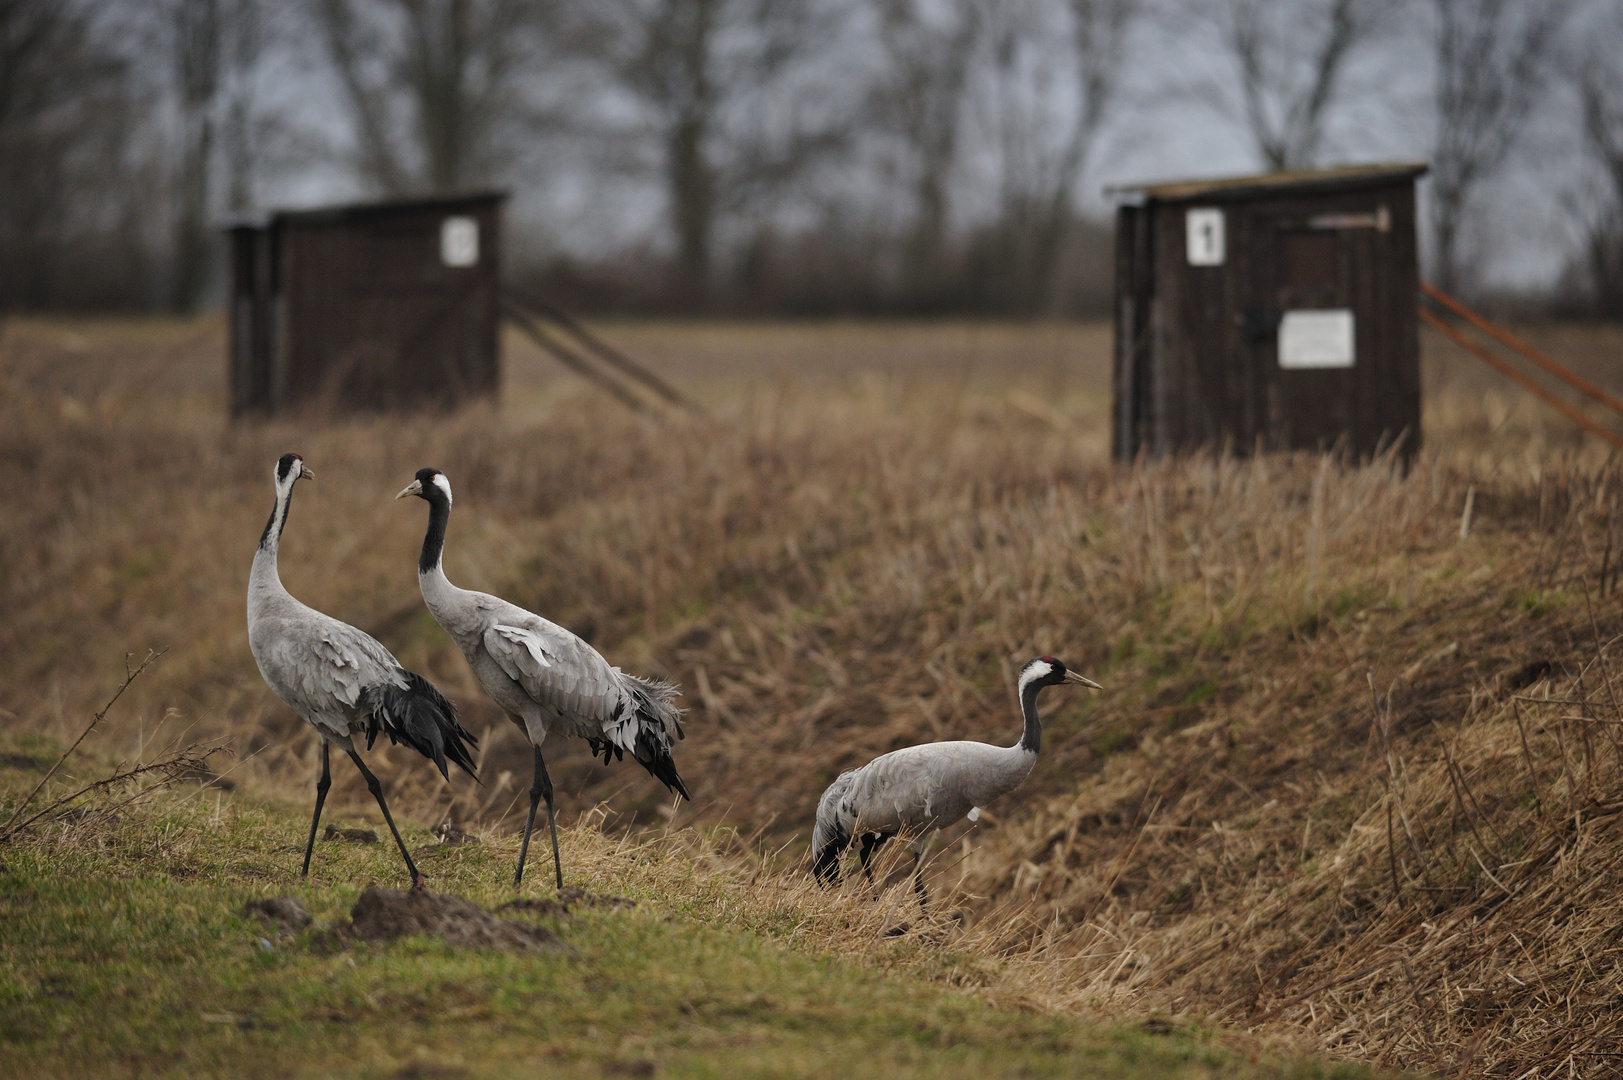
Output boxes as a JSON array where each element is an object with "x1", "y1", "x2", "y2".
[{"x1": 411, "y1": 871, "x2": 427, "y2": 890}]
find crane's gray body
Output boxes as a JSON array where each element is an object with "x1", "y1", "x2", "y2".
[
  {"x1": 815, "y1": 740, "x2": 1035, "y2": 844},
  {"x1": 417, "y1": 565, "x2": 679, "y2": 755},
  {"x1": 248, "y1": 501, "x2": 408, "y2": 745}
]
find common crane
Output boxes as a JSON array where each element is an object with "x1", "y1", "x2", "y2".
[
  {"x1": 396, "y1": 467, "x2": 688, "y2": 890},
  {"x1": 812, "y1": 656, "x2": 1100, "y2": 898},
  {"x1": 248, "y1": 454, "x2": 478, "y2": 888}
]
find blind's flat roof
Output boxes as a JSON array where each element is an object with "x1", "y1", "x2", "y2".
[
  {"x1": 1105, "y1": 161, "x2": 1428, "y2": 203},
  {"x1": 222, "y1": 190, "x2": 508, "y2": 230},
  {"x1": 275, "y1": 190, "x2": 508, "y2": 225}
]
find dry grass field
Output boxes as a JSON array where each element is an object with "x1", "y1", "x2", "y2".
[{"x1": 6, "y1": 313, "x2": 1623, "y2": 1076}]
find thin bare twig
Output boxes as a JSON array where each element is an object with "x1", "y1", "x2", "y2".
[
  {"x1": 1, "y1": 649, "x2": 164, "y2": 836},
  {"x1": 1, "y1": 741, "x2": 225, "y2": 842}
]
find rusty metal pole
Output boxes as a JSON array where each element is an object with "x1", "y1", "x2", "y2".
[{"x1": 1420, "y1": 308, "x2": 1623, "y2": 453}]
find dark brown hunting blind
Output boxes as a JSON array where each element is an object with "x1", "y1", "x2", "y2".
[
  {"x1": 1109, "y1": 162, "x2": 1427, "y2": 461},
  {"x1": 227, "y1": 191, "x2": 506, "y2": 415}
]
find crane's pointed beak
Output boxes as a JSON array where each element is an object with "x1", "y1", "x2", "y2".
[
  {"x1": 395, "y1": 480, "x2": 422, "y2": 500},
  {"x1": 1064, "y1": 670, "x2": 1103, "y2": 690},
  {"x1": 300, "y1": 466, "x2": 314, "y2": 481}
]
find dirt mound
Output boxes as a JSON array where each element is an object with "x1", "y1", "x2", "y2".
[
  {"x1": 347, "y1": 888, "x2": 564, "y2": 952},
  {"x1": 324, "y1": 824, "x2": 377, "y2": 844},
  {"x1": 241, "y1": 897, "x2": 311, "y2": 935}
]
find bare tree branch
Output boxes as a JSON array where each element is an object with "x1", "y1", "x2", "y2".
[
  {"x1": 166, "y1": 0, "x2": 221, "y2": 312},
  {"x1": 577, "y1": 0, "x2": 841, "y2": 305},
  {"x1": 1209, "y1": 0, "x2": 1393, "y2": 172},
  {"x1": 311, "y1": 0, "x2": 540, "y2": 194},
  {"x1": 979, "y1": 0, "x2": 1137, "y2": 314},
  {"x1": 870, "y1": 0, "x2": 982, "y2": 302}
]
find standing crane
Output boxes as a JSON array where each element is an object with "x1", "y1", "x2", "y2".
[
  {"x1": 812, "y1": 656, "x2": 1101, "y2": 899},
  {"x1": 248, "y1": 454, "x2": 478, "y2": 888},
  {"x1": 395, "y1": 467, "x2": 688, "y2": 890}
]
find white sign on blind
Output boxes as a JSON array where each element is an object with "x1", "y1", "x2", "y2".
[
  {"x1": 441, "y1": 217, "x2": 479, "y2": 267},
  {"x1": 1186, "y1": 207, "x2": 1224, "y2": 266},
  {"x1": 1278, "y1": 310, "x2": 1355, "y2": 369}
]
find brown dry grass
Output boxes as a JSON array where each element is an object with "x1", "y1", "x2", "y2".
[{"x1": 6, "y1": 312, "x2": 1623, "y2": 1075}]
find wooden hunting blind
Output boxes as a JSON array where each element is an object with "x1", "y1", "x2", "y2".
[
  {"x1": 1109, "y1": 162, "x2": 1427, "y2": 461},
  {"x1": 227, "y1": 191, "x2": 506, "y2": 415}
]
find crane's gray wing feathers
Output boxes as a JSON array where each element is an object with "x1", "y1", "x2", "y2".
[
  {"x1": 258, "y1": 616, "x2": 407, "y2": 716},
  {"x1": 484, "y1": 620, "x2": 621, "y2": 726},
  {"x1": 848, "y1": 752, "x2": 944, "y2": 829},
  {"x1": 820, "y1": 742, "x2": 1020, "y2": 841},
  {"x1": 251, "y1": 605, "x2": 477, "y2": 779}
]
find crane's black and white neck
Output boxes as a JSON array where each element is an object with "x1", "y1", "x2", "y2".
[
  {"x1": 1016, "y1": 656, "x2": 1074, "y2": 756},
  {"x1": 404, "y1": 467, "x2": 454, "y2": 575},
  {"x1": 257, "y1": 453, "x2": 312, "y2": 557}
]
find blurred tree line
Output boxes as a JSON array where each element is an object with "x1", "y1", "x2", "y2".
[{"x1": 2, "y1": 0, "x2": 1621, "y2": 316}]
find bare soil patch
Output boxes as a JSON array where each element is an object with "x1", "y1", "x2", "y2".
[
  {"x1": 345, "y1": 887, "x2": 564, "y2": 952},
  {"x1": 241, "y1": 896, "x2": 312, "y2": 935}
]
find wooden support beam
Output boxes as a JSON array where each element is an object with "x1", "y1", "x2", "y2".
[
  {"x1": 502, "y1": 299, "x2": 647, "y2": 412},
  {"x1": 505, "y1": 289, "x2": 702, "y2": 415}
]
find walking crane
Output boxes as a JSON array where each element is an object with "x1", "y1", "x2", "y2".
[{"x1": 396, "y1": 467, "x2": 688, "y2": 890}]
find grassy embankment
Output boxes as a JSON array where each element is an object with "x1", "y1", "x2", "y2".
[
  {"x1": 0, "y1": 746, "x2": 1371, "y2": 1080},
  {"x1": 7, "y1": 315, "x2": 1623, "y2": 1076}
]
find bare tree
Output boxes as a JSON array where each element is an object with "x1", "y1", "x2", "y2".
[
  {"x1": 581, "y1": 0, "x2": 841, "y2": 304},
  {"x1": 1208, "y1": 0, "x2": 1393, "y2": 172},
  {"x1": 0, "y1": 0, "x2": 141, "y2": 310},
  {"x1": 1575, "y1": 43, "x2": 1623, "y2": 316},
  {"x1": 979, "y1": 0, "x2": 1136, "y2": 313},
  {"x1": 166, "y1": 0, "x2": 221, "y2": 312},
  {"x1": 222, "y1": 0, "x2": 265, "y2": 215},
  {"x1": 627, "y1": 0, "x2": 721, "y2": 293},
  {"x1": 869, "y1": 0, "x2": 981, "y2": 303},
  {"x1": 312, "y1": 0, "x2": 545, "y2": 194},
  {"x1": 1429, "y1": 0, "x2": 1572, "y2": 295}
]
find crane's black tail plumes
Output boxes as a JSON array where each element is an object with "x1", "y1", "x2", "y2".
[
  {"x1": 588, "y1": 673, "x2": 689, "y2": 800},
  {"x1": 364, "y1": 672, "x2": 479, "y2": 781},
  {"x1": 811, "y1": 771, "x2": 857, "y2": 886},
  {"x1": 812, "y1": 829, "x2": 849, "y2": 887}
]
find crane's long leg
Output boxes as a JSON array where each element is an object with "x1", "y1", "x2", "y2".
[
  {"x1": 300, "y1": 742, "x2": 332, "y2": 877},
  {"x1": 911, "y1": 844, "x2": 928, "y2": 913},
  {"x1": 343, "y1": 747, "x2": 424, "y2": 889},
  {"x1": 858, "y1": 832, "x2": 894, "y2": 884},
  {"x1": 516, "y1": 744, "x2": 562, "y2": 890}
]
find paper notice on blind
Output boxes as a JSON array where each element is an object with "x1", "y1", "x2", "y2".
[
  {"x1": 1278, "y1": 310, "x2": 1354, "y2": 368},
  {"x1": 1185, "y1": 208, "x2": 1224, "y2": 266},
  {"x1": 441, "y1": 216, "x2": 479, "y2": 267}
]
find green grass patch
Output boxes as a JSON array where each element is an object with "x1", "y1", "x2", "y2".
[
  {"x1": 1180, "y1": 680, "x2": 1219, "y2": 707},
  {"x1": 1516, "y1": 590, "x2": 1572, "y2": 617},
  {"x1": 0, "y1": 766, "x2": 1377, "y2": 1080},
  {"x1": 1092, "y1": 725, "x2": 1140, "y2": 757}
]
